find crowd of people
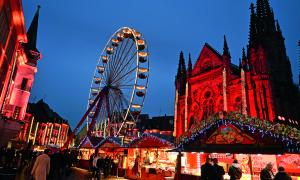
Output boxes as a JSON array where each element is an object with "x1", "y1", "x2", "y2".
[
  {"x1": 1, "y1": 144, "x2": 295, "y2": 180},
  {"x1": 0, "y1": 144, "x2": 78, "y2": 180},
  {"x1": 89, "y1": 148, "x2": 117, "y2": 180},
  {"x1": 201, "y1": 157, "x2": 292, "y2": 180}
]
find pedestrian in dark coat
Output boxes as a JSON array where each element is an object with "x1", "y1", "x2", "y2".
[
  {"x1": 274, "y1": 166, "x2": 291, "y2": 180},
  {"x1": 260, "y1": 162, "x2": 274, "y2": 180},
  {"x1": 201, "y1": 157, "x2": 216, "y2": 180},
  {"x1": 213, "y1": 158, "x2": 225, "y2": 180},
  {"x1": 228, "y1": 159, "x2": 242, "y2": 180}
]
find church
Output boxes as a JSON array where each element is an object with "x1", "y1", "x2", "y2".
[{"x1": 174, "y1": 0, "x2": 300, "y2": 137}]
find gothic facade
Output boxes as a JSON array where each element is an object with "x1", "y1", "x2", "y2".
[{"x1": 174, "y1": 0, "x2": 300, "y2": 137}]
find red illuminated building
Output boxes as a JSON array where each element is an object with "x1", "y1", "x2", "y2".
[
  {"x1": 0, "y1": 0, "x2": 41, "y2": 145},
  {"x1": 174, "y1": 0, "x2": 300, "y2": 137},
  {"x1": 20, "y1": 99, "x2": 70, "y2": 147}
]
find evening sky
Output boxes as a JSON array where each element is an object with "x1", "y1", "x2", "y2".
[{"x1": 22, "y1": 0, "x2": 300, "y2": 128}]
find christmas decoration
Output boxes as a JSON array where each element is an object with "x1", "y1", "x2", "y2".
[{"x1": 178, "y1": 112, "x2": 300, "y2": 153}]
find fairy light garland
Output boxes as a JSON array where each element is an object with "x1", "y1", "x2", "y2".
[{"x1": 178, "y1": 112, "x2": 300, "y2": 153}]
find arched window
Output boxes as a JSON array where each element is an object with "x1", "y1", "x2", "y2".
[{"x1": 202, "y1": 91, "x2": 214, "y2": 119}]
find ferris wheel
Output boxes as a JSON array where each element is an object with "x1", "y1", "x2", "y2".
[{"x1": 86, "y1": 27, "x2": 149, "y2": 138}]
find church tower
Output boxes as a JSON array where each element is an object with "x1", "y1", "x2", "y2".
[
  {"x1": 247, "y1": 0, "x2": 299, "y2": 120},
  {"x1": 174, "y1": 51, "x2": 187, "y2": 136}
]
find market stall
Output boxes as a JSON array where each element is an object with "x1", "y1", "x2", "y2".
[
  {"x1": 126, "y1": 133, "x2": 177, "y2": 180},
  {"x1": 77, "y1": 135, "x2": 104, "y2": 169},
  {"x1": 175, "y1": 112, "x2": 300, "y2": 180},
  {"x1": 96, "y1": 136, "x2": 126, "y2": 177}
]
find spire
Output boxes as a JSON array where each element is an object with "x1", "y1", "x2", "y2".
[
  {"x1": 263, "y1": 0, "x2": 276, "y2": 33},
  {"x1": 263, "y1": 0, "x2": 271, "y2": 17},
  {"x1": 242, "y1": 47, "x2": 247, "y2": 60},
  {"x1": 175, "y1": 51, "x2": 186, "y2": 95},
  {"x1": 176, "y1": 51, "x2": 183, "y2": 79},
  {"x1": 256, "y1": 0, "x2": 265, "y2": 35},
  {"x1": 188, "y1": 53, "x2": 192, "y2": 72},
  {"x1": 27, "y1": 5, "x2": 41, "y2": 50},
  {"x1": 223, "y1": 35, "x2": 231, "y2": 58},
  {"x1": 180, "y1": 51, "x2": 186, "y2": 76},
  {"x1": 188, "y1": 53, "x2": 193, "y2": 76},
  {"x1": 249, "y1": 3, "x2": 257, "y2": 47},
  {"x1": 241, "y1": 47, "x2": 248, "y2": 70},
  {"x1": 22, "y1": 5, "x2": 41, "y2": 65},
  {"x1": 256, "y1": 0, "x2": 265, "y2": 19}
]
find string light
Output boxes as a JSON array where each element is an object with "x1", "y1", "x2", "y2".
[{"x1": 177, "y1": 112, "x2": 300, "y2": 153}]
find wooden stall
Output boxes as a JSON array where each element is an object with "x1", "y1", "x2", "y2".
[{"x1": 126, "y1": 133, "x2": 177, "y2": 180}]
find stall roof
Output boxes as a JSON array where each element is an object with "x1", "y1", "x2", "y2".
[
  {"x1": 177, "y1": 117, "x2": 300, "y2": 154},
  {"x1": 77, "y1": 135, "x2": 104, "y2": 149},
  {"x1": 95, "y1": 136, "x2": 123, "y2": 148},
  {"x1": 128, "y1": 133, "x2": 175, "y2": 148}
]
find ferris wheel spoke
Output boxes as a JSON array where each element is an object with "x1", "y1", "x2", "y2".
[
  {"x1": 109, "y1": 42, "x2": 135, "y2": 83},
  {"x1": 118, "y1": 49, "x2": 137, "y2": 75},
  {"x1": 108, "y1": 90, "x2": 123, "y2": 112},
  {"x1": 110, "y1": 37, "x2": 129, "y2": 71},
  {"x1": 108, "y1": 38, "x2": 131, "y2": 82},
  {"x1": 112, "y1": 66, "x2": 137, "y2": 86},
  {"x1": 112, "y1": 52, "x2": 135, "y2": 83},
  {"x1": 110, "y1": 52, "x2": 137, "y2": 85},
  {"x1": 108, "y1": 38, "x2": 124, "y2": 73},
  {"x1": 108, "y1": 90, "x2": 121, "y2": 112},
  {"x1": 118, "y1": 74, "x2": 136, "y2": 88},
  {"x1": 103, "y1": 41, "x2": 124, "y2": 85},
  {"x1": 117, "y1": 84, "x2": 135, "y2": 90},
  {"x1": 117, "y1": 84, "x2": 135, "y2": 87},
  {"x1": 110, "y1": 41, "x2": 135, "y2": 81}
]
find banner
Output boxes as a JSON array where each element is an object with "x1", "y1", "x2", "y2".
[
  {"x1": 276, "y1": 154, "x2": 300, "y2": 174},
  {"x1": 236, "y1": 154, "x2": 251, "y2": 174},
  {"x1": 250, "y1": 154, "x2": 277, "y2": 173}
]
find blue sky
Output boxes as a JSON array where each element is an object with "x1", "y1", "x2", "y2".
[{"x1": 22, "y1": 0, "x2": 300, "y2": 129}]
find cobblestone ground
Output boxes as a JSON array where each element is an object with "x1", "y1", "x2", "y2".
[
  {"x1": 2, "y1": 166, "x2": 128, "y2": 180},
  {"x1": 65, "y1": 167, "x2": 128, "y2": 180}
]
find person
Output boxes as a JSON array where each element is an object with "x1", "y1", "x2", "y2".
[
  {"x1": 260, "y1": 162, "x2": 274, "y2": 180},
  {"x1": 90, "y1": 149, "x2": 99, "y2": 178},
  {"x1": 31, "y1": 149, "x2": 51, "y2": 180},
  {"x1": 228, "y1": 159, "x2": 242, "y2": 180},
  {"x1": 213, "y1": 158, "x2": 225, "y2": 180},
  {"x1": 201, "y1": 157, "x2": 216, "y2": 180},
  {"x1": 96, "y1": 155, "x2": 105, "y2": 180},
  {"x1": 49, "y1": 151, "x2": 62, "y2": 180},
  {"x1": 132, "y1": 155, "x2": 140, "y2": 177},
  {"x1": 92, "y1": 153, "x2": 101, "y2": 179},
  {"x1": 274, "y1": 166, "x2": 291, "y2": 180}
]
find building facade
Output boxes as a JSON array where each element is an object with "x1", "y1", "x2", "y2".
[
  {"x1": 136, "y1": 114, "x2": 174, "y2": 136},
  {"x1": 0, "y1": 1, "x2": 41, "y2": 145},
  {"x1": 19, "y1": 99, "x2": 70, "y2": 147},
  {"x1": 174, "y1": 0, "x2": 300, "y2": 137}
]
